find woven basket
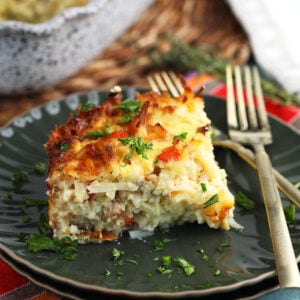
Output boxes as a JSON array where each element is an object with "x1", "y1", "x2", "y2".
[{"x1": 0, "y1": 0, "x2": 250, "y2": 126}]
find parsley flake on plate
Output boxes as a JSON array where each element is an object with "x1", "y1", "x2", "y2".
[
  {"x1": 236, "y1": 191, "x2": 255, "y2": 211},
  {"x1": 174, "y1": 257, "x2": 195, "y2": 276},
  {"x1": 284, "y1": 203, "x2": 296, "y2": 225}
]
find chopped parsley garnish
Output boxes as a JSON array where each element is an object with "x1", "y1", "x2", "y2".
[
  {"x1": 157, "y1": 255, "x2": 194, "y2": 276},
  {"x1": 114, "y1": 98, "x2": 140, "y2": 113},
  {"x1": 157, "y1": 255, "x2": 173, "y2": 274},
  {"x1": 24, "y1": 198, "x2": 48, "y2": 208},
  {"x1": 112, "y1": 248, "x2": 125, "y2": 261},
  {"x1": 197, "y1": 248, "x2": 209, "y2": 261},
  {"x1": 85, "y1": 126, "x2": 110, "y2": 139},
  {"x1": 174, "y1": 257, "x2": 195, "y2": 276},
  {"x1": 4, "y1": 191, "x2": 14, "y2": 200},
  {"x1": 202, "y1": 254, "x2": 209, "y2": 261},
  {"x1": 197, "y1": 248, "x2": 205, "y2": 254},
  {"x1": 118, "y1": 136, "x2": 153, "y2": 160},
  {"x1": 79, "y1": 101, "x2": 96, "y2": 112},
  {"x1": 162, "y1": 255, "x2": 172, "y2": 267},
  {"x1": 104, "y1": 269, "x2": 111, "y2": 276},
  {"x1": 116, "y1": 271, "x2": 124, "y2": 277},
  {"x1": 17, "y1": 232, "x2": 28, "y2": 240},
  {"x1": 59, "y1": 141, "x2": 71, "y2": 150},
  {"x1": 284, "y1": 203, "x2": 296, "y2": 225},
  {"x1": 210, "y1": 130, "x2": 216, "y2": 142},
  {"x1": 126, "y1": 259, "x2": 138, "y2": 265},
  {"x1": 22, "y1": 215, "x2": 32, "y2": 223},
  {"x1": 114, "y1": 260, "x2": 125, "y2": 266},
  {"x1": 119, "y1": 113, "x2": 136, "y2": 124},
  {"x1": 26, "y1": 233, "x2": 78, "y2": 260},
  {"x1": 198, "y1": 281, "x2": 212, "y2": 289},
  {"x1": 157, "y1": 266, "x2": 173, "y2": 275},
  {"x1": 33, "y1": 162, "x2": 46, "y2": 174},
  {"x1": 214, "y1": 268, "x2": 221, "y2": 276},
  {"x1": 154, "y1": 238, "x2": 176, "y2": 251},
  {"x1": 217, "y1": 242, "x2": 231, "y2": 253},
  {"x1": 37, "y1": 212, "x2": 50, "y2": 234},
  {"x1": 236, "y1": 191, "x2": 255, "y2": 211},
  {"x1": 114, "y1": 98, "x2": 141, "y2": 124},
  {"x1": 203, "y1": 194, "x2": 219, "y2": 208},
  {"x1": 11, "y1": 170, "x2": 28, "y2": 185},
  {"x1": 200, "y1": 183, "x2": 207, "y2": 192},
  {"x1": 173, "y1": 132, "x2": 188, "y2": 141}
]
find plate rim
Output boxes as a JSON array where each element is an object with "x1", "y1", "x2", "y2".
[
  {"x1": 0, "y1": 250, "x2": 280, "y2": 300},
  {"x1": 0, "y1": 243, "x2": 282, "y2": 298}
]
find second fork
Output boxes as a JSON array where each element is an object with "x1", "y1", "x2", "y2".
[{"x1": 226, "y1": 65, "x2": 300, "y2": 288}]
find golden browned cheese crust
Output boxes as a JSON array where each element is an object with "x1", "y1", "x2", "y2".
[{"x1": 45, "y1": 84, "x2": 238, "y2": 243}]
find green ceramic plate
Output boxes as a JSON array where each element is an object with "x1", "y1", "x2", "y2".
[{"x1": 0, "y1": 89, "x2": 299, "y2": 298}]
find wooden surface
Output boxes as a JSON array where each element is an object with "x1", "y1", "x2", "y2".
[{"x1": 0, "y1": 0, "x2": 250, "y2": 127}]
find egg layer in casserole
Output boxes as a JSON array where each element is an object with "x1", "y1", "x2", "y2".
[{"x1": 45, "y1": 84, "x2": 239, "y2": 243}]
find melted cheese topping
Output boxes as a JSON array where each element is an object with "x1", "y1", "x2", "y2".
[{"x1": 46, "y1": 89, "x2": 210, "y2": 180}]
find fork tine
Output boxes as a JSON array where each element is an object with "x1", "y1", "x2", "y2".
[
  {"x1": 226, "y1": 65, "x2": 238, "y2": 129},
  {"x1": 147, "y1": 75, "x2": 160, "y2": 94},
  {"x1": 147, "y1": 72, "x2": 184, "y2": 97},
  {"x1": 244, "y1": 66, "x2": 258, "y2": 128},
  {"x1": 154, "y1": 73, "x2": 168, "y2": 93},
  {"x1": 234, "y1": 65, "x2": 248, "y2": 130},
  {"x1": 169, "y1": 71, "x2": 184, "y2": 95},
  {"x1": 161, "y1": 71, "x2": 180, "y2": 97},
  {"x1": 253, "y1": 66, "x2": 270, "y2": 130}
]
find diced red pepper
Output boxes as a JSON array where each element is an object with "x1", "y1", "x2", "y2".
[
  {"x1": 108, "y1": 130, "x2": 127, "y2": 139},
  {"x1": 124, "y1": 216, "x2": 134, "y2": 224},
  {"x1": 157, "y1": 145, "x2": 181, "y2": 163},
  {"x1": 87, "y1": 192, "x2": 95, "y2": 201}
]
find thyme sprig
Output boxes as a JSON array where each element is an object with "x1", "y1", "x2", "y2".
[{"x1": 149, "y1": 34, "x2": 300, "y2": 106}]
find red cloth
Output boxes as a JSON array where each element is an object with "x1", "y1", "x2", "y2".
[
  {"x1": 0, "y1": 260, "x2": 28, "y2": 295},
  {"x1": 211, "y1": 84, "x2": 300, "y2": 124}
]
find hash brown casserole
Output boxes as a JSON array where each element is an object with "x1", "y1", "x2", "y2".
[{"x1": 45, "y1": 83, "x2": 240, "y2": 243}]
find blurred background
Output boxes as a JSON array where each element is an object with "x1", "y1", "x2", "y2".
[{"x1": 0, "y1": 0, "x2": 251, "y2": 126}]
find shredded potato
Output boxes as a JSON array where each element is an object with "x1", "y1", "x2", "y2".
[{"x1": 0, "y1": 0, "x2": 89, "y2": 23}]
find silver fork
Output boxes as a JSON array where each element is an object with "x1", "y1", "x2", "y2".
[
  {"x1": 147, "y1": 71, "x2": 184, "y2": 97},
  {"x1": 226, "y1": 65, "x2": 300, "y2": 288},
  {"x1": 147, "y1": 71, "x2": 300, "y2": 207}
]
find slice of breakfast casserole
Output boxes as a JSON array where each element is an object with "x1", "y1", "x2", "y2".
[{"x1": 45, "y1": 83, "x2": 239, "y2": 243}]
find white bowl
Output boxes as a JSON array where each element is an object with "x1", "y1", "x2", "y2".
[{"x1": 0, "y1": 0, "x2": 153, "y2": 95}]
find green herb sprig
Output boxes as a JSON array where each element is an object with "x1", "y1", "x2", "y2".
[
  {"x1": 154, "y1": 238, "x2": 176, "y2": 252},
  {"x1": 79, "y1": 101, "x2": 96, "y2": 112},
  {"x1": 26, "y1": 233, "x2": 78, "y2": 260},
  {"x1": 203, "y1": 194, "x2": 219, "y2": 208},
  {"x1": 114, "y1": 99, "x2": 141, "y2": 124},
  {"x1": 174, "y1": 257, "x2": 195, "y2": 276},
  {"x1": 33, "y1": 162, "x2": 46, "y2": 174},
  {"x1": 173, "y1": 132, "x2": 188, "y2": 141},
  {"x1": 85, "y1": 125, "x2": 110, "y2": 139},
  {"x1": 118, "y1": 136, "x2": 153, "y2": 160},
  {"x1": 284, "y1": 203, "x2": 296, "y2": 225},
  {"x1": 236, "y1": 191, "x2": 255, "y2": 211}
]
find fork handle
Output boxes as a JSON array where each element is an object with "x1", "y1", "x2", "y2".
[
  {"x1": 253, "y1": 143, "x2": 300, "y2": 288},
  {"x1": 213, "y1": 140, "x2": 300, "y2": 207}
]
